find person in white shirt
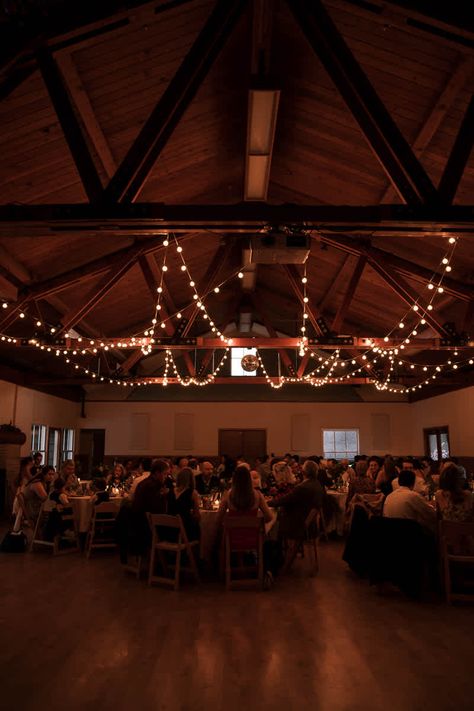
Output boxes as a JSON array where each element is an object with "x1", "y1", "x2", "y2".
[
  {"x1": 383, "y1": 469, "x2": 436, "y2": 534},
  {"x1": 128, "y1": 457, "x2": 152, "y2": 500},
  {"x1": 391, "y1": 458, "x2": 427, "y2": 495}
]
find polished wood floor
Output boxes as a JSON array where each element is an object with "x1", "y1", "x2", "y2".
[{"x1": 1, "y1": 540, "x2": 473, "y2": 711}]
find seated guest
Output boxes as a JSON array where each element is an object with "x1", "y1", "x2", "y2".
[
  {"x1": 340, "y1": 458, "x2": 355, "y2": 484},
  {"x1": 62, "y1": 459, "x2": 80, "y2": 494},
  {"x1": 169, "y1": 467, "x2": 200, "y2": 541},
  {"x1": 22, "y1": 466, "x2": 55, "y2": 524},
  {"x1": 128, "y1": 457, "x2": 152, "y2": 500},
  {"x1": 250, "y1": 469, "x2": 263, "y2": 491},
  {"x1": 383, "y1": 469, "x2": 436, "y2": 533},
  {"x1": 90, "y1": 478, "x2": 110, "y2": 505},
  {"x1": 49, "y1": 477, "x2": 70, "y2": 508},
  {"x1": 375, "y1": 455, "x2": 399, "y2": 496},
  {"x1": 272, "y1": 461, "x2": 296, "y2": 485},
  {"x1": 195, "y1": 461, "x2": 220, "y2": 495},
  {"x1": 268, "y1": 459, "x2": 323, "y2": 540},
  {"x1": 44, "y1": 477, "x2": 74, "y2": 540},
  {"x1": 316, "y1": 459, "x2": 334, "y2": 489},
  {"x1": 217, "y1": 465, "x2": 273, "y2": 523},
  {"x1": 107, "y1": 463, "x2": 126, "y2": 488},
  {"x1": 131, "y1": 459, "x2": 175, "y2": 551},
  {"x1": 367, "y1": 456, "x2": 381, "y2": 481},
  {"x1": 347, "y1": 461, "x2": 375, "y2": 504},
  {"x1": 256, "y1": 454, "x2": 272, "y2": 486},
  {"x1": 392, "y1": 458, "x2": 427, "y2": 496},
  {"x1": 435, "y1": 464, "x2": 474, "y2": 522}
]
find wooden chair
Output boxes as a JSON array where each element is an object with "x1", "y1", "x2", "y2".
[
  {"x1": 30, "y1": 501, "x2": 79, "y2": 555},
  {"x1": 223, "y1": 514, "x2": 264, "y2": 590},
  {"x1": 439, "y1": 520, "x2": 474, "y2": 604},
  {"x1": 147, "y1": 514, "x2": 200, "y2": 591},
  {"x1": 283, "y1": 508, "x2": 321, "y2": 576},
  {"x1": 86, "y1": 502, "x2": 118, "y2": 558}
]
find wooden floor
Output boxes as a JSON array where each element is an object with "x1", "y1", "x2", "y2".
[{"x1": 1, "y1": 540, "x2": 473, "y2": 711}]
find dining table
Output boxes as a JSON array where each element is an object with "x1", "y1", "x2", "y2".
[
  {"x1": 326, "y1": 488, "x2": 348, "y2": 536},
  {"x1": 69, "y1": 495, "x2": 124, "y2": 533}
]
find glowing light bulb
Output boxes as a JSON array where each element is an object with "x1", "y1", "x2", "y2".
[{"x1": 427, "y1": 283, "x2": 434, "y2": 290}]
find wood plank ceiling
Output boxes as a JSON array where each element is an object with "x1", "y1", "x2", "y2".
[{"x1": 0, "y1": 0, "x2": 473, "y2": 402}]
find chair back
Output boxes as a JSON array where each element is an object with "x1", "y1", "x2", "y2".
[
  {"x1": 93, "y1": 502, "x2": 119, "y2": 519},
  {"x1": 304, "y1": 508, "x2": 321, "y2": 540},
  {"x1": 223, "y1": 512, "x2": 262, "y2": 552},
  {"x1": 147, "y1": 513, "x2": 188, "y2": 545},
  {"x1": 439, "y1": 520, "x2": 474, "y2": 558}
]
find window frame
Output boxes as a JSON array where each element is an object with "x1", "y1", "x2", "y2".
[
  {"x1": 424, "y1": 426, "x2": 450, "y2": 462},
  {"x1": 31, "y1": 424, "x2": 47, "y2": 462},
  {"x1": 322, "y1": 428, "x2": 360, "y2": 460},
  {"x1": 230, "y1": 347, "x2": 258, "y2": 377}
]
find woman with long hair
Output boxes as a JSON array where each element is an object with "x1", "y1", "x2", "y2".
[
  {"x1": 218, "y1": 465, "x2": 273, "y2": 522},
  {"x1": 436, "y1": 464, "x2": 474, "y2": 522},
  {"x1": 22, "y1": 465, "x2": 55, "y2": 525},
  {"x1": 169, "y1": 467, "x2": 201, "y2": 541}
]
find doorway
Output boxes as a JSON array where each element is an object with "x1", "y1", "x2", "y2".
[
  {"x1": 218, "y1": 429, "x2": 267, "y2": 465},
  {"x1": 78, "y1": 429, "x2": 106, "y2": 477}
]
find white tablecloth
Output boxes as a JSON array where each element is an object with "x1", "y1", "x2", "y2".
[
  {"x1": 326, "y1": 490, "x2": 348, "y2": 536},
  {"x1": 69, "y1": 496, "x2": 123, "y2": 533}
]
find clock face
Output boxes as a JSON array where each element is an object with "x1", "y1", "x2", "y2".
[{"x1": 241, "y1": 354, "x2": 259, "y2": 372}]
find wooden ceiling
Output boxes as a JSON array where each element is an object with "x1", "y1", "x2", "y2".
[{"x1": 0, "y1": 0, "x2": 473, "y2": 402}]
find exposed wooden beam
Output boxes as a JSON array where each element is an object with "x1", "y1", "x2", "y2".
[
  {"x1": 19, "y1": 236, "x2": 173, "y2": 302},
  {"x1": 1, "y1": 203, "x2": 472, "y2": 235},
  {"x1": 317, "y1": 254, "x2": 354, "y2": 314},
  {"x1": 463, "y1": 300, "x2": 474, "y2": 334},
  {"x1": 380, "y1": 56, "x2": 474, "y2": 203},
  {"x1": 180, "y1": 241, "x2": 236, "y2": 338},
  {"x1": 58, "y1": 247, "x2": 146, "y2": 333},
  {"x1": 286, "y1": 0, "x2": 439, "y2": 205},
  {"x1": 55, "y1": 52, "x2": 117, "y2": 179},
  {"x1": 367, "y1": 257, "x2": 451, "y2": 337},
  {"x1": 101, "y1": 0, "x2": 248, "y2": 203},
  {"x1": 297, "y1": 353, "x2": 310, "y2": 378},
  {"x1": 250, "y1": 294, "x2": 296, "y2": 377},
  {"x1": 36, "y1": 48, "x2": 103, "y2": 202},
  {"x1": 331, "y1": 255, "x2": 366, "y2": 332},
  {"x1": 438, "y1": 95, "x2": 474, "y2": 204},
  {"x1": 318, "y1": 234, "x2": 473, "y2": 302}
]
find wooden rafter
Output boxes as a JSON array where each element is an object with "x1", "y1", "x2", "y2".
[
  {"x1": 285, "y1": 0, "x2": 438, "y2": 205},
  {"x1": 318, "y1": 235, "x2": 473, "y2": 302},
  {"x1": 380, "y1": 56, "x2": 474, "y2": 203},
  {"x1": 438, "y1": 95, "x2": 474, "y2": 205},
  {"x1": 250, "y1": 294, "x2": 296, "y2": 377},
  {"x1": 1, "y1": 203, "x2": 472, "y2": 236},
  {"x1": 58, "y1": 246, "x2": 147, "y2": 334},
  {"x1": 19, "y1": 236, "x2": 174, "y2": 302},
  {"x1": 36, "y1": 48, "x2": 103, "y2": 203},
  {"x1": 102, "y1": 0, "x2": 248, "y2": 203},
  {"x1": 55, "y1": 52, "x2": 117, "y2": 179},
  {"x1": 331, "y1": 255, "x2": 366, "y2": 333},
  {"x1": 317, "y1": 254, "x2": 354, "y2": 314},
  {"x1": 367, "y1": 258, "x2": 451, "y2": 338},
  {"x1": 180, "y1": 241, "x2": 236, "y2": 338},
  {"x1": 284, "y1": 265, "x2": 324, "y2": 337}
]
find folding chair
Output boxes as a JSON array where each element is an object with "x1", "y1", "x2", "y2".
[
  {"x1": 283, "y1": 508, "x2": 321, "y2": 576},
  {"x1": 439, "y1": 520, "x2": 474, "y2": 604},
  {"x1": 86, "y1": 502, "x2": 118, "y2": 558},
  {"x1": 223, "y1": 513, "x2": 264, "y2": 590},
  {"x1": 30, "y1": 501, "x2": 79, "y2": 555},
  {"x1": 147, "y1": 514, "x2": 200, "y2": 591}
]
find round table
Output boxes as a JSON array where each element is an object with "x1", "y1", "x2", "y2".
[{"x1": 326, "y1": 490, "x2": 348, "y2": 536}]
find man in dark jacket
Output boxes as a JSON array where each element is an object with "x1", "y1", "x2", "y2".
[{"x1": 268, "y1": 459, "x2": 323, "y2": 539}]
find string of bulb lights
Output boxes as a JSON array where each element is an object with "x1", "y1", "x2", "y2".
[{"x1": 0, "y1": 231, "x2": 472, "y2": 391}]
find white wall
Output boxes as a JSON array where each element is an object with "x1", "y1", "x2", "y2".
[
  {"x1": 81, "y1": 400, "x2": 414, "y2": 456},
  {"x1": 411, "y1": 386, "x2": 474, "y2": 456},
  {"x1": 0, "y1": 380, "x2": 80, "y2": 455}
]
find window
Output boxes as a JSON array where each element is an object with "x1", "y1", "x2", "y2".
[
  {"x1": 47, "y1": 428, "x2": 61, "y2": 468},
  {"x1": 424, "y1": 427, "x2": 450, "y2": 461},
  {"x1": 31, "y1": 424, "x2": 47, "y2": 461},
  {"x1": 61, "y1": 428, "x2": 75, "y2": 463},
  {"x1": 323, "y1": 429, "x2": 359, "y2": 460},
  {"x1": 231, "y1": 347, "x2": 257, "y2": 377}
]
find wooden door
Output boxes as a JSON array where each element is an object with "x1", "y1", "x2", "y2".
[
  {"x1": 78, "y1": 429, "x2": 105, "y2": 476},
  {"x1": 218, "y1": 429, "x2": 267, "y2": 465}
]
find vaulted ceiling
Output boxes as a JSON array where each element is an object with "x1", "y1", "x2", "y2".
[{"x1": 0, "y1": 0, "x2": 473, "y2": 402}]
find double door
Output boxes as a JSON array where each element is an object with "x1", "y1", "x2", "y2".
[{"x1": 218, "y1": 429, "x2": 267, "y2": 465}]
